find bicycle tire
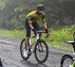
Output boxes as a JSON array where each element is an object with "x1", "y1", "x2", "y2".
[
  {"x1": 34, "y1": 40, "x2": 49, "y2": 63},
  {"x1": 60, "y1": 54, "x2": 73, "y2": 67}
]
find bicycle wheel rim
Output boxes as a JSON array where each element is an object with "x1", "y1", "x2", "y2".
[{"x1": 34, "y1": 40, "x2": 49, "y2": 63}]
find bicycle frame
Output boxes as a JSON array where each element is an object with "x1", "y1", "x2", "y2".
[
  {"x1": 20, "y1": 31, "x2": 49, "y2": 63},
  {"x1": 29, "y1": 31, "x2": 45, "y2": 48}
]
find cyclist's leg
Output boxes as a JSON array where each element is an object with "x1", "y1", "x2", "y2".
[
  {"x1": 25, "y1": 21, "x2": 31, "y2": 48},
  {"x1": 24, "y1": 21, "x2": 31, "y2": 57},
  {"x1": 32, "y1": 22, "x2": 41, "y2": 36}
]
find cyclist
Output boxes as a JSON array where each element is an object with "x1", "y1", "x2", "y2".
[{"x1": 24, "y1": 4, "x2": 49, "y2": 57}]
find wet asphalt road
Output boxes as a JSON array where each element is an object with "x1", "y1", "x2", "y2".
[{"x1": 0, "y1": 38, "x2": 72, "y2": 67}]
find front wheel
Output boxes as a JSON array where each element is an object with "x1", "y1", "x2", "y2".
[
  {"x1": 34, "y1": 40, "x2": 49, "y2": 63},
  {"x1": 60, "y1": 54, "x2": 73, "y2": 67}
]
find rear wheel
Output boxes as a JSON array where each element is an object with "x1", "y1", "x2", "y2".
[
  {"x1": 34, "y1": 40, "x2": 49, "y2": 63},
  {"x1": 60, "y1": 54, "x2": 73, "y2": 67},
  {"x1": 20, "y1": 39, "x2": 31, "y2": 60}
]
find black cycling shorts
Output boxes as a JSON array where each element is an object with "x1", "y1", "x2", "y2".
[{"x1": 25, "y1": 21, "x2": 41, "y2": 37}]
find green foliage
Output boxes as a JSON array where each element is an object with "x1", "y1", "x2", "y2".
[
  {"x1": 47, "y1": 25, "x2": 75, "y2": 50},
  {"x1": 50, "y1": 25, "x2": 75, "y2": 42},
  {"x1": 50, "y1": 27, "x2": 73, "y2": 42},
  {"x1": 0, "y1": 29, "x2": 25, "y2": 39},
  {"x1": 0, "y1": 0, "x2": 75, "y2": 29}
]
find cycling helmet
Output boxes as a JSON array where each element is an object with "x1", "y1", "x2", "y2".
[{"x1": 36, "y1": 4, "x2": 45, "y2": 10}]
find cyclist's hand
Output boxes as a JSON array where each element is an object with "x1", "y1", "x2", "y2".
[
  {"x1": 45, "y1": 29, "x2": 49, "y2": 38},
  {"x1": 45, "y1": 33, "x2": 49, "y2": 38},
  {"x1": 45, "y1": 29, "x2": 48, "y2": 33}
]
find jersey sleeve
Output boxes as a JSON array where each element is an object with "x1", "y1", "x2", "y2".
[{"x1": 27, "y1": 14, "x2": 36, "y2": 21}]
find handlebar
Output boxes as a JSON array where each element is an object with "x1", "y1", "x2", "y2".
[
  {"x1": 36, "y1": 31, "x2": 46, "y2": 33},
  {"x1": 64, "y1": 41, "x2": 75, "y2": 45},
  {"x1": 37, "y1": 31, "x2": 49, "y2": 38},
  {"x1": 64, "y1": 32, "x2": 75, "y2": 52},
  {"x1": 32, "y1": 31, "x2": 49, "y2": 38},
  {"x1": 65, "y1": 41, "x2": 75, "y2": 52}
]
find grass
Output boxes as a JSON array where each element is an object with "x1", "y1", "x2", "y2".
[
  {"x1": 0, "y1": 29, "x2": 25, "y2": 39},
  {"x1": 47, "y1": 25, "x2": 75, "y2": 51},
  {"x1": 0, "y1": 25, "x2": 75, "y2": 51}
]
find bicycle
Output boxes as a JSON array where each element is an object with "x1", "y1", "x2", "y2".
[
  {"x1": 60, "y1": 32, "x2": 75, "y2": 67},
  {"x1": 20, "y1": 31, "x2": 49, "y2": 63}
]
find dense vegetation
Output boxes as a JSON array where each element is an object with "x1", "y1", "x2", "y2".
[{"x1": 0, "y1": 0, "x2": 75, "y2": 29}]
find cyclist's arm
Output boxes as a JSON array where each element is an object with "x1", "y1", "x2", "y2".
[
  {"x1": 42, "y1": 14, "x2": 49, "y2": 37},
  {"x1": 41, "y1": 13, "x2": 48, "y2": 29},
  {"x1": 42, "y1": 19, "x2": 48, "y2": 29}
]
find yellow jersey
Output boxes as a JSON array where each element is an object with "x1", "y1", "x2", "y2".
[{"x1": 26, "y1": 10, "x2": 45, "y2": 22}]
